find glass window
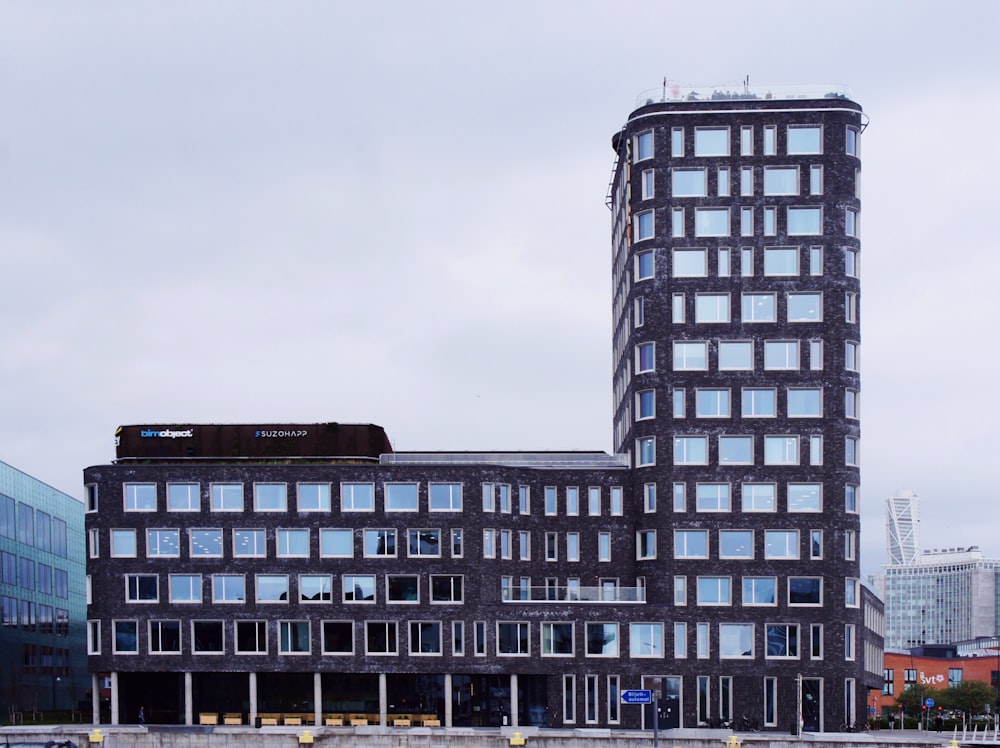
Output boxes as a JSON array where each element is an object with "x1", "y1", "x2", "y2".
[
  {"x1": 764, "y1": 247, "x2": 798, "y2": 276},
  {"x1": 846, "y1": 127, "x2": 858, "y2": 156},
  {"x1": 114, "y1": 620, "x2": 139, "y2": 653},
  {"x1": 695, "y1": 388, "x2": 730, "y2": 417},
  {"x1": 846, "y1": 389, "x2": 859, "y2": 419},
  {"x1": 635, "y1": 296, "x2": 645, "y2": 326},
  {"x1": 672, "y1": 208, "x2": 684, "y2": 237},
  {"x1": 672, "y1": 292, "x2": 685, "y2": 322},
  {"x1": 343, "y1": 574, "x2": 376, "y2": 602},
  {"x1": 672, "y1": 388, "x2": 685, "y2": 418},
  {"x1": 764, "y1": 207, "x2": 776, "y2": 236},
  {"x1": 213, "y1": 574, "x2": 245, "y2": 603},
  {"x1": 719, "y1": 530, "x2": 753, "y2": 559},
  {"x1": 169, "y1": 574, "x2": 201, "y2": 603},
  {"x1": 695, "y1": 208, "x2": 729, "y2": 237},
  {"x1": 740, "y1": 126, "x2": 753, "y2": 155},
  {"x1": 190, "y1": 529, "x2": 223, "y2": 557},
  {"x1": 147, "y1": 529, "x2": 179, "y2": 557},
  {"x1": 641, "y1": 169, "x2": 655, "y2": 199},
  {"x1": 385, "y1": 483, "x2": 418, "y2": 511},
  {"x1": 673, "y1": 341, "x2": 708, "y2": 370},
  {"x1": 387, "y1": 575, "x2": 419, "y2": 603},
  {"x1": 586, "y1": 622, "x2": 618, "y2": 656},
  {"x1": 636, "y1": 342, "x2": 655, "y2": 372},
  {"x1": 742, "y1": 388, "x2": 776, "y2": 417},
  {"x1": 787, "y1": 388, "x2": 822, "y2": 417},
  {"x1": 636, "y1": 389, "x2": 655, "y2": 420},
  {"x1": 636, "y1": 250, "x2": 654, "y2": 280},
  {"x1": 408, "y1": 528, "x2": 441, "y2": 557},
  {"x1": 763, "y1": 125, "x2": 776, "y2": 155},
  {"x1": 740, "y1": 207, "x2": 753, "y2": 236},
  {"x1": 279, "y1": 621, "x2": 311, "y2": 654},
  {"x1": 788, "y1": 207, "x2": 822, "y2": 235},
  {"x1": 629, "y1": 622, "x2": 663, "y2": 657},
  {"x1": 696, "y1": 483, "x2": 730, "y2": 512},
  {"x1": 845, "y1": 484, "x2": 858, "y2": 513},
  {"x1": 636, "y1": 437, "x2": 655, "y2": 466},
  {"x1": 742, "y1": 293, "x2": 776, "y2": 322},
  {"x1": 787, "y1": 125, "x2": 822, "y2": 154},
  {"x1": 598, "y1": 532, "x2": 611, "y2": 562},
  {"x1": 362, "y1": 528, "x2": 396, "y2": 557},
  {"x1": 697, "y1": 577, "x2": 731, "y2": 605},
  {"x1": 845, "y1": 341, "x2": 859, "y2": 371},
  {"x1": 674, "y1": 529, "x2": 708, "y2": 558},
  {"x1": 233, "y1": 528, "x2": 265, "y2": 557},
  {"x1": 718, "y1": 436, "x2": 752, "y2": 465},
  {"x1": 148, "y1": 620, "x2": 181, "y2": 654},
  {"x1": 764, "y1": 436, "x2": 799, "y2": 465},
  {"x1": 809, "y1": 435, "x2": 823, "y2": 465},
  {"x1": 673, "y1": 436, "x2": 708, "y2": 465},
  {"x1": 809, "y1": 246, "x2": 823, "y2": 275},
  {"x1": 209, "y1": 483, "x2": 242, "y2": 512},
  {"x1": 636, "y1": 530, "x2": 656, "y2": 559},
  {"x1": 277, "y1": 528, "x2": 310, "y2": 557},
  {"x1": 409, "y1": 621, "x2": 442, "y2": 655},
  {"x1": 718, "y1": 341, "x2": 752, "y2": 370},
  {"x1": 643, "y1": 483, "x2": 656, "y2": 512},
  {"x1": 845, "y1": 436, "x2": 860, "y2": 466},
  {"x1": 167, "y1": 483, "x2": 199, "y2": 511},
  {"x1": 125, "y1": 574, "x2": 158, "y2": 602},
  {"x1": 297, "y1": 483, "x2": 331, "y2": 512},
  {"x1": 718, "y1": 248, "x2": 731, "y2": 276},
  {"x1": 429, "y1": 483, "x2": 462, "y2": 511},
  {"x1": 671, "y1": 127, "x2": 684, "y2": 157},
  {"x1": 743, "y1": 577, "x2": 777, "y2": 605},
  {"x1": 673, "y1": 483, "x2": 686, "y2": 512},
  {"x1": 694, "y1": 127, "x2": 729, "y2": 156},
  {"x1": 766, "y1": 624, "x2": 799, "y2": 658},
  {"x1": 497, "y1": 622, "x2": 530, "y2": 655},
  {"x1": 672, "y1": 168, "x2": 707, "y2": 196},
  {"x1": 763, "y1": 167, "x2": 798, "y2": 195},
  {"x1": 366, "y1": 621, "x2": 399, "y2": 654},
  {"x1": 788, "y1": 483, "x2": 822, "y2": 512},
  {"x1": 764, "y1": 341, "x2": 799, "y2": 370},
  {"x1": 765, "y1": 530, "x2": 800, "y2": 559},
  {"x1": 789, "y1": 577, "x2": 822, "y2": 605},
  {"x1": 254, "y1": 483, "x2": 287, "y2": 511},
  {"x1": 634, "y1": 210, "x2": 654, "y2": 241},
  {"x1": 111, "y1": 529, "x2": 137, "y2": 557},
  {"x1": 235, "y1": 620, "x2": 268, "y2": 654},
  {"x1": 673, "y1": 248, "x2": 707, "y2": 277},
  {"x1": 256, "y1": 574, "x2": 289, "y2": 603},
  {"x1": 341, "y1": 482, "x2": 374, "y2": 511},
  {"x1": 740, "y1": 166, "x2": 753, "y2": 195},
  {"x1": 720, "y1": 624, "x2": 753, "y2": 658},
  {"x1": 718, "y1": 167, "x2": 730, "y2": 196},
  {"x1": 125, "y1": 484, "x2": 157, "y2": 512},
  {"x1": 634, "y1": 130, "x2": 653, "y2": 161},
  {"x1": 788, "y1": 292, "x2": 822, "y2": 322},
  {"x1": 695, "y1": 293, "x2": 729, "y2": 323},
  {"x1": 810, "y1": 165, "x2": 823, "y2": 195}
]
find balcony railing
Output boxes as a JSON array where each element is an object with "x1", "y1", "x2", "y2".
[
  {"x1": 635, "y1": 81, "x2": 855, "y2": 107},
  {"x1": 502, "y1": 585, "x2": 645, "y2": 603}
]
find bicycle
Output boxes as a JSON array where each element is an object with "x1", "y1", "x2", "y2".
[
  {"x1": 839, "y1": 721, "x2": 870, "y2": 732},
  {"x1": 736, "y1": 714, "x2": 761, "y2": 732}
]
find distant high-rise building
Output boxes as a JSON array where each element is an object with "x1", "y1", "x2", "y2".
[
  {"x1": 878, "y1": 546, "x2": 1000, "y2": 649},
  {"x1": 886, "y1": 489, "x2": 920, "y2": 564},
  {"x1": 0, "y1": 460, "x2": 87, "y2": 717}
]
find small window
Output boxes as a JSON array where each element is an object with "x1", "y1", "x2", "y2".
[
  {"x1": 673, "y1": 248, "x2": 707, "y2": 277},
  {"x1": 810, "y1": 165, "x2": 823, "y2": 195},
  {"x1": 742, "y1": 293, "x2": 776, "y2": 322},
  {"x1": 764, "y1": 436, "x2": 799, "y2": 465},
  {"x1": 695, "y1": 294, "x2": 730, "y2": 323},
  {"x1": 740, "y1": 167, "x2": 753, "y2": 195},
  {"x1": 672, "y1": 168, "x2": 707, "y2": 197},
  {"x1": 787, "y1": 483, "x2": 822, "y2": 512},
  {"x1": 124, "y1": 484, "x2": 157, "y2": 512},
  {"x1": 764, "y1": 247, "x2": 798, "y2": 276},
  {"x1": 673, "y1": 341, "x2": 708, "y2": 370},
  {"x1": 787, "y1": 388, "x2": 822, "y2": 417},
  {"x1": 764, "y1": 530, "x2": 800, "y2": 559},
  {"x1": 695, "y1": 388, "x2": 730, "y2": 418},
  {"x1": 672, "y1": 388, "x2": 685, "y2": 418},
  {"x1": 297, "y1": 483, "x2": 331, "y2": 512},
  {"x1": 636, "y1": 250, "x2": 655, "y2": 280},
  {"x1": 636, "y1": 437, "x2": 656, "y2": 466},
  {"x1": 634, "y1": 210, "x2": 654, "y2": 241},
  {"x1": 673, "y1": 436, "x2": 708, "y2": 465},
  {"x1": 694, "y1": 127, "x2": 729, "y2": 156},
  {"x1": 846, "y1": 127, "x2": 859, "y2": 156},
  {"x1": 210, "y1": 483, "x2": 243, "y2": 512},
  {"x1": 763, "y1": 126, "x2": 776, "y2": 156},
  {"x1": 671, "y1": 127, "x2": 684, "y2": 157},
  {"x1": 385, "y1": 483, "x2": 418, "y2": 511},
  {"x1": 636, "y1": 389, "x2": 655, "y2": 420},
  {"x1": 694, "y1": 208, "x2": 730, "y2": 237},
  {"x1": 341, "y1": 482, "x2": 374, "y2": 511},
  {"x1": 672, "y1": 207, "x2": 685, "y2": 237},
  {"x1": 718, "y1": 167, "x2": 730, "y2": 196},
  {"x1": 740, "y1": 126, "x2": 753, "y2": 155},
  {"x1": 634, "y1": 130, "x2": 653, "y2": 161},
  {"x1": 641, "y1": 169, "x2": 655, "y2": 199},
  {"x1": 636, "y1": 342, "x2": 655, "y2": 372},
  {"x1": 429, "y1": 483, "x2": 462, "y2": 511},
  {"x1": 787, "y1": 207, "x2": 822, "y2": 235},
  {"x1": 254, "y1": 483, "x2": 287, "y2": 512},
  {"x1": 764, "y1": 341, "x2": 799, "y2": 370},
  {"x1": 787, "y1": 125, "x2": 822, "y2": 154},
  {"x1": 718, "y1": 436, "x2": 753, "y2": 465},
  {"x1": 718, "y1": 341, "x2": 752, "y2": 370},
  {"x1": 763, "y1": 167, "x2": 798, "y2": 195}
]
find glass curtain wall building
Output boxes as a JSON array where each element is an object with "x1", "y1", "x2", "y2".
[{"x1": 0, "y1": 459, "x2": 87, "y2": 717}]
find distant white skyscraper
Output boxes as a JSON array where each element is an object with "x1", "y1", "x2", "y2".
[{"x1": 886, "y1": 489, "x2": 920, "y2": 565}]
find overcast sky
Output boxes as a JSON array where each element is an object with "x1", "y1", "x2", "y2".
[{"x1": 1, "y1": 1, "x2": 998, "y2": 579}]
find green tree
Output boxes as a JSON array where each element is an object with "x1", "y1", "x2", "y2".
[
  {"x1": 943, "y1": 680, "x2": 996, "y2": 719},
  {"x1": 895, "y1": 684, "x2": 946, "y2": 716}
]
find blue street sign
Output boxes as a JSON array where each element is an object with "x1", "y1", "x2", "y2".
[
  {"x1": 925, "y1": 698, "x2": 935, "y2": 707},
  {"x1": 621, "y1": 689, "x2": 653, "y2": 705}
]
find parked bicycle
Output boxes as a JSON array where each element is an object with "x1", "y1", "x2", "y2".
[
  {"x1": 736, "y1": 714, "x2": 761, "y2": 732},
  {"x1": 839, "y1": 721, "x2": 870, "y2": 732}
]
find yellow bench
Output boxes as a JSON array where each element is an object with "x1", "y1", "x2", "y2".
[
  {"x1": 259, "y1": 714, "x2": 279, "y2": 726},
  {"x1": 199, "y1": 713, "x2": 219, "y2": 725},
  {"x1": 350, "y1": 718, "x2": 368, "y2": 726},
  {"x1": 284, "y1": 716, "x2": 302, "y2": 726},
  {"x1": 223, "y1": 713, "x2": 242, "y2": 725},
  {"x1": 325, "y1": 717, "x2": 344, "y2": 726},
  {"x1": 421, "y1": 716, "x2": 441, "y2": 727},
  {"x1": 393, "y1": 718, "x2": 412, "y2": 726}
]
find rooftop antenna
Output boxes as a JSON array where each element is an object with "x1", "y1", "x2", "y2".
[
  {"x1": 662, "y1": 76, "x2": 667, "y2": 100},
  {"x1": 744, "y1": 75, "x2": 750, "y2": 93}
]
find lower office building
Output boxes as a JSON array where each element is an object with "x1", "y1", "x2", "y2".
[
  {"x1": 0, "y1": 459, "x2": 88, "y2": 717},
  {"x1": 84, "y1": 422, "x2": 882, "y2": 731}
]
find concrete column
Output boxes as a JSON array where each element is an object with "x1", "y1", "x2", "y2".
[
  {"x1": 379, "y1": 672, "x2": 387, "y2": 726},
  {"x1": 444, "y1": 673, "x2": 453, "y2": 727},
  {"x1": 110, "y1": 671, "x2": 119, "y2": 725},
  {"x1": 91, "y1": 673, "x2": 100, "y2": 725},
  {"x1": 184, "y1": 672, "x2": 193, "y2": 726},
  {"x1": 249, "y1": 671, "x2": 258, "y2": 724},
  {"x1": 314, "y1": 672, "x2": 322, "y2": 726},
  {"x1": 510, "y1": 673, "x2": 519, "y2": 727}
]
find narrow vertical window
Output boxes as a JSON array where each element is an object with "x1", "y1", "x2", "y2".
[
  {"x1": 635, "y1": 296, "x2": 645, "y2": 327},
  {"x1": 671, "y1": 127, "x2": 684, "y2": 157},
  {"x1": 718, "y1": 248, "x2": 731, "y2": 277},
  {"x1": 697, "y1": 676, "x2": 710, "y2": 725},
  {"x1": 672, "y1": 389, "x2": 685, "y2": 418},
  {"x1": 672, "y1": 293, "x2": 685, "y2": 323},
  {"x1": 641, "y1": 169, "x2": 655, "y2": 200},
  {"x1": 764, "y1": 207, "x2": 776, "y2": 236},
  {"x1": 644, "y1": 483, "x2": 657, "y2": 513},
  {"x1": 608, "y1": 676, "x2": 620, "y2": 723},
  {"x1": 809, "y1": 435, "x2": 823, "y2": 465},
  {"x1": 674, "y1": 622, "x2": 687, "y2": 658},
  {"x1": 672, "y1": 207, "x2": 685, "y2": 237},
  {"x1": 809, "y1": 246, "x2": 823, "y2": 275},
  {"x1": 740, "y1": 166, "x2": 753, "y2": 196},
  {"x1": 740, "y1": 126, "x2": 753, "y2": 156},
  {"x1": 810, "y1": 165, "x2": 823, "y2": 195},
  {"x1": 764, "y1": 678, "x2": 777, "y2": 726},
  {"x1": 586, "y1": 674, "x2": 599, "y2": 723},
  {"x1": 673, "y1": 483, "x2": 686, "y2": 512},
  {"x1": 717, "y1": 167, "x2": 730, "y2": 196},
  {"x1": 741, "y1": 247, "x2": 754, "y2": 276},
  {"x1": 563, "y1": 674, "x2": 576, "y2": 723},
  {"x1": 810, "y1": 623, "x2": 823, "y2": 659},
  {"x1": 763, "y1": 126, "x2": 776, "y2": 156},
  {"x1": 741, "y1": 207, "x2": 753, "y2": 236},
  {"x1": 696, "y1": 622, "x2": 709, "y2": 658}
]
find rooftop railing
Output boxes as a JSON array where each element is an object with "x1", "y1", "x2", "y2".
[
  {"x1": 381, "y1": 452, "x2": 630, "y2": 469},
  {"x1": 636, "y1": 81, "x2": 854, "y2": 108}
]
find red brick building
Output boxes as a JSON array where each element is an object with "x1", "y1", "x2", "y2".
[{"x1": 875, "y1": 648, "x2": 1000, "y2": 716}]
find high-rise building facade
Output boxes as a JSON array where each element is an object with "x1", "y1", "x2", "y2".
[
  {"x1": 83, "y1": 85, "x2": 880, "y2": 733},
  {"x1": 608, "y1": 84, "x2": 868, "y2": 728},
  {"x1": 0, "y1": 460, "x2": 87, "y2": 717},
  {"x1": 886, "y1": 489, "x2": 920, "y2": 565},
  {"x1": 877, "y1": 547, "x2": 1000, "y2": 649}
]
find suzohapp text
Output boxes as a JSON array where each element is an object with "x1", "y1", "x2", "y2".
[
  {"x1": 255, "y1": 430, "x2": 308, "y2": 437},
  {"x1": 140, "y1": 429, "x2": 193, "y2": 438}
]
